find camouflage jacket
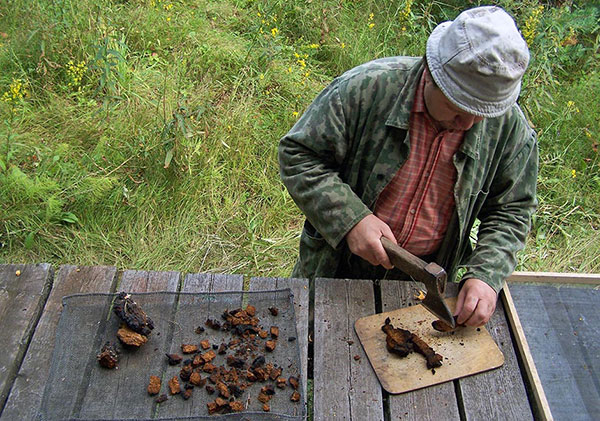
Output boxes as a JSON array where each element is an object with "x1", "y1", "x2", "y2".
[{"x1": 278, "y1": 57, "x2": 538, "y2": 292}]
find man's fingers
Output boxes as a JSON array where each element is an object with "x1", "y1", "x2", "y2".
[
  {"x1": 380, "y1": 225, "x2": 397, "y2": 245},
  {"x1": 463, "y1": 299, "x2": 493, "y2": 327},
  {"x1": 454, "y1": 288, "x2": 466, "y2": 317},
  {"x1": 375, "y1": 244, "x2": 393, "y2": 269},
  {"x1": 456, "y1": 295, "x2": 478, "y2": 325}
]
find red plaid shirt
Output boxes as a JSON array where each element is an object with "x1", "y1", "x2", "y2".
[{"x1": 374, "y1": 75, "x2": 465, "y2": 256}]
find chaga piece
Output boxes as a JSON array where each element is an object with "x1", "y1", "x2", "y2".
[
  {"x1": 207, "y1": 397, "x2": 228, "y2": 414},
  {"x1": 381, "y1": 318, "x2": 444, "y2": 369},
  {"x1": 168, "y1": 376, "x2": 181, "y2": 395},
  {"x1": 245, "y1": 305, "x2": 256, "y2": 317},
  {"x1": 410, "y1": 333, "x2": 443, "y2": 369},
  {"x1": 258, "y1": 330, "x2": 268, "y2": 339},
  {"x1": 432, "y1": 316, "x2": 464, "y2": 332},
  {"x1": 180, "y1": 364, "x2": 193, "y2": 381},
  {"x1": 192, "y1": 354, "x2": 203, "y2": 368},
  {"x1": 262, "y1": 403, "x2": 270, "y2": 412},
  {"x1": 229, "y1": 401, "x2": 245, "y2": 412},
  {"x1": 270, "y1": 326, "x2": 279, "y2": 339},
  {"x1": 147, "y1": 375, "x2": 161, "y2": 395},
  {"x1": 203, "y1": 363, "x2": 217, "y2": 373},
  {"x1": 251, "y1": 356, "x2": 265, "y2": 369},
  {"x1": 205, "y1": 318, "x2": 221, "y2": 330},
  {"x1": 268, "y1": 306, "x2": 279, "y2": 316},
  {"x1": 195, "y1": 326, "x2": 205, "y2": 334},
  {"x1": 276, "y1": 377, "x2": 287, "y2": 388},
  {"x1": 182, "y1": 344, "x2": 198, "y2": 354},
  {"x1": 262, "y1": 385, "x2": 275, "y2": 395},
  {"x1": 217, "y1": 343, "x2": 228, "y2": 355},
  {"x1": 205, "y1": 385, "x2": 215, "y2": 395},
  {"x1": 290, "y1": 390, "x2": 301, "y2": 402},
  {"x1": 113, "y1": 292, "x2": 154, "y2": 336},
  {"x1": 265, "y1": 340, "x2": 277, "y2": 352},
  {"x1": 226, "y1": 355, "x2": 246, "y2": 369},
  {"x1": 183, "y1": 384, "x2": 194, "y2": 400},
  {"x1": 97, "y1": 342, "x2": 119, "y2": 369},
  {"x1": 200, "y1": 339, "x2": 211, "y2": 350},
  {"x1": 257, "y1": 392, "x2": 271, "y2": 404},
  {"x1": 381, "y1": 318, "x2": 413, "y2": 357},
  {"x1": 117, "y1": 325, "x2": 148, "y2": 347},
  {"x1": 216, "y1": 381, "x2": 230, "y2": 398},
  {"x1": 166, "y1": 353, "x2": 183, "y2": 365},
  {"x1": 269, "y1": 366, "x2": 282, "y2": 381},
  {"x1": 288, "y1": 376, "x2": 299, "y2": 390},
  {"x1": 253, "y1": 367, "x2": 269, "y2": 381},
  {"x1": 155, "y1": 394, "x2": 168, "y2": 403},
  {"x1": 201, "y1": 350, "x2": 216, "y2": 363},
  {"x1": 190, "y1": 371, "x2": 206, "y2": 387}
]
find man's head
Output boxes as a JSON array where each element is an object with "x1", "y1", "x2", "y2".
[
  {"x1": 423, "y1": 68, "x2": 484, "y2": 131},
  {"x1": 425, "y1": 6, "x2": 530, "y2": 119}
]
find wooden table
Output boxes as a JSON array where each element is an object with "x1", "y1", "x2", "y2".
[{"x1": 0, "y1": 263, "x2": 546, "y2": 420}]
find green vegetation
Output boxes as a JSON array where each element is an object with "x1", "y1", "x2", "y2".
[{"x1": 1, "y1": 0, "x2": 599, "y2": 275}]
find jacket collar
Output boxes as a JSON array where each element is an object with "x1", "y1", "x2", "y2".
[{"x1": 385, "y1": 57, "x2": 481, "y2": 160}]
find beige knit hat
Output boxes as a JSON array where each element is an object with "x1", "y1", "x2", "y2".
[{"x1": 425, "y1": 6, "x2": 530, "y2": 118}]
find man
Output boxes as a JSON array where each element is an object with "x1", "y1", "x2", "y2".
[{"x1": 278, "y1": 6, "x2": 538, "y2": 327}]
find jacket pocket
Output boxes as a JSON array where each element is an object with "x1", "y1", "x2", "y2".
[{"x1": 295, "y1": 220, "x2": 342, "y2": 279}]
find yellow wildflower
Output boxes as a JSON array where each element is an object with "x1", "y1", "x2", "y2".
[
  {"x1": 400, "y1": 0, "x2": 413, "y2": 22},
  {"x1": 259, "y1": 73, "x2": 265, "y2": 80},
  {"x1": 66, "y1": 60, "x2": 87, "y2": 90},
  {"x1": 297, "y1": 59, "x2": 306, "y2": 67},
  {"x1": 2, "y1": 78, "x2": 28, "y2": 106},
  {"x1": 309, "y1": 43, "x2": 319, "y2": 49},
  {"x1": 369, "y1": 23, "x2": 375, "y2": 29},
  {"x1": 522, "y1": 5, "x2": 544, "y2": 46},
  {"x1": 340, "y1": 42, "x2": 346, "y2": 49},
  {"x1": 571, "y1": 169, "x2": 576, "y2": 178},
  {"x1": 293, "y1": 111, "x2": 299, "y2": 117},
  {"x1": 271, "y1": 27, "x2": 278, "y2": 37}
]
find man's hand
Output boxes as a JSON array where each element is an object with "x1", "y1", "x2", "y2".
[
  {"x1": 454, "y1": 278, "x2": 497, "y2": 327},
  {"x1": 346, "y1": 214, "x2": 396, "y2": 269}
]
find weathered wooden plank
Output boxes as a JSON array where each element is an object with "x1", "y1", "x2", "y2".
[
  {"x1": 314, "y1": 278, "x2": 384, "y2": 421},
  {"x1": 250, "y1": 277, "x2": 309, "y2": 400},
  {"x1": 0, "y1": 263, "x2": 53, "y2": 414},
  {"x1": 77, "y1": 270, "x2": 181, "y2": 419},
  {"x1": 507, "y1": 271, "x2": 600, "y2": 285},
  {"x1": 119, "y1": 269, "x2": 181, "y2": 292},
  {"x1": 457, "y1": 295, "x2": 533, "y2": 420},
  {"x1": 0, "y1": 265, "x2": 117, "y2": 421},
  {"x1": 508, "y1": 283, "x2": 599, "y2": 420},
  {"x1": 182, "y1": 272, "x2": 244, "y2": 293},
  {"x1": 380, "y1": 279, "x2": 461, "y2": 421},
  {"x1": 501, "y1": 286, "x2": 552, "y2": 421}
]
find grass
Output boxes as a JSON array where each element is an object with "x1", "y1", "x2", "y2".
[{"x1": 1, "y1": 0, "x2": 599, "y2": 278}]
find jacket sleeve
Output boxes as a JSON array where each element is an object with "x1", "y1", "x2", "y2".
[
  {"x1": 462, "y1": 126, "x2": 538, "y2": 293},
  {"x1": 278, "y1": 81, "x2": 372, "y2": 249}
]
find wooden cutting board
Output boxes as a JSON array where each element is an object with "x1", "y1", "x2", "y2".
[{"x1": 355, "y1": 297, "x2": 504, "y2": 394}]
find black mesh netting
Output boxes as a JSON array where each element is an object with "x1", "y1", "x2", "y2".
[{"x1": 38, "y1": 289, "x2": 305, "y2": 420}]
